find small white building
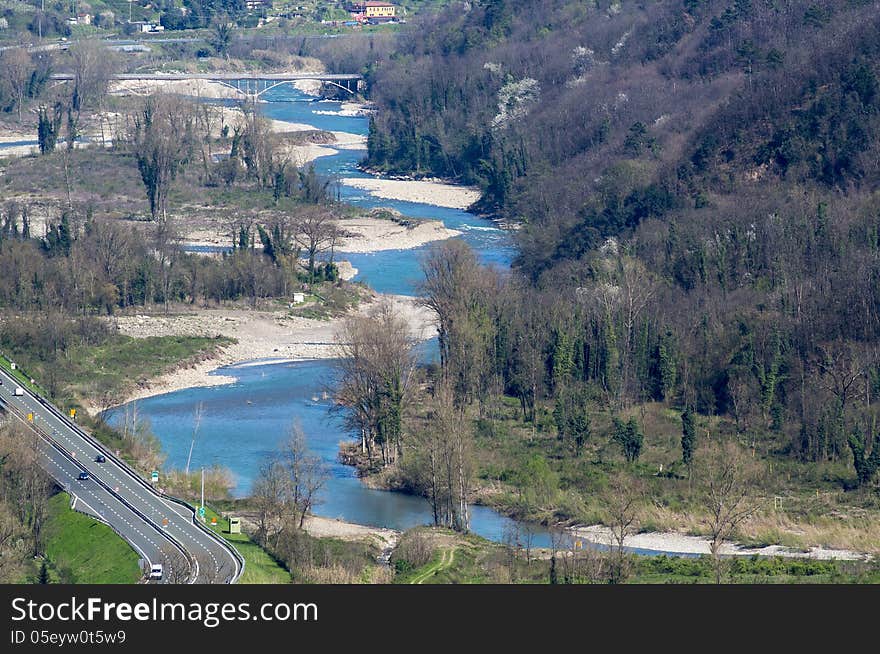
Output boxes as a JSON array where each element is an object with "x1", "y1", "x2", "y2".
[{"x1": 292, "y1": 292, "x2": 305, "y2": 304}]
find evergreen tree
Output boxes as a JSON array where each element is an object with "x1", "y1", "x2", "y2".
[
  {"x1": 38, "y1": 560, "x2": 49, "y2": 584},
  {"x1": 848, "y1": 427, "x2": 880, "y2": 487},
  {"x1": 681, "y1": 407, "x2": 697, "y2": 467},
  {"x1": 257, "y1": 224, "x2": 275, "y2": 262},
  {"x1": 37, "y1": 104, "x2": 62, "y2": 154},
  {"x1": 612, "y1": 417, "x2": 643, "y2": 463}
]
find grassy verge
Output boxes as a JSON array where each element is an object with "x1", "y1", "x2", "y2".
[
  {"x1": 200, "y1": 506, "x2": 387, "y2": 584},
  {"x1": 201, "y1": 507, "x2": 291, "y2": 584},
  {"x1": 39, "y1": 492, "x2": 143, "y2": 584},
  {"x1": 0, "y1": 351, "x2": 45, "y2": 395}
]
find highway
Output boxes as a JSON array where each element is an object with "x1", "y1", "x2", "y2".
[{"x1": 0, "y1": 367, "x2": 243, "y2": 584}]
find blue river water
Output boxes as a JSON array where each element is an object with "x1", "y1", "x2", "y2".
[{"x1": 105, "y1": 86, "x2": 684, "y2": 555}]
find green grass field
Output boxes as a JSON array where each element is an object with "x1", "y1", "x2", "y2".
[
  {"x1": 202, "y1": 508, "x2": 292, "y2": 584},
  {"x1": 41, "y1": 492, "x2": 143, "y2": 584},
  {"x1": 63, "y1": 334, "x2": 234, "y2": 402},
  {"x1": 3, "y1": 334, "x2": 233, "y2": 410}
]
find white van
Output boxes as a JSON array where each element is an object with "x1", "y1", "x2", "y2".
[
  {"x1": 12, "y1": 386, "x2": 24, "y2": 396},
  {"x1": 149, "y1": 563, "x2": 163, "y2": 581}
]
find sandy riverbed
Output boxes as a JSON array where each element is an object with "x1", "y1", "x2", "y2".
[
  {"x1": 341, "y1": 178, "x2": 482, "y2": 210},
  {"x1": 569, "y1": 524, "x2": 869, "y2": 561},
  {"x1": 101, "y1": 294, "x2": 436, "y2": 410},
  {"x1": 302, "y1": 514, "x2": 400, "y2": 547},
  {"x1": 180, "y1": 211, "x2": 460, "y2": 254},
  {"x1": 335, "y1": 217, "x2": 461, "y2": 253}
]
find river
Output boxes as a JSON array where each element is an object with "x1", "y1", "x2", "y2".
[{"x1": 106, "y1": 85, "x2": 561, "y2": 548}]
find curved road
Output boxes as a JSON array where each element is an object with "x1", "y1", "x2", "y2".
[{"x1": 0, "y1": 367, "x2": 243, "y2": 584}]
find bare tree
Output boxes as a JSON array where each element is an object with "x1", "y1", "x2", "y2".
[
  {"x1": 278, "y1": 422, "x2": 329, "y2": 530},
  {"x1": 238, "y1": 108, "x2": 281, "y2": 187},
  {"x1": 1, "y1": 48, "x2": 32, "y2": 122},
  {"x1": 153, "y1": 219, "x2": 182, "y2": 315},
  {"x1": 695, "y1": 441, "x2": 762, "y2": 583},
  {"x1": 415, "y1": 381, "x2": 473, "y2": 531},
  {"x1": 160, "y1": 550, "x2": 195, "y2": 584},
  {"x1": 250, "y1": 458, "x2": 289, "y2": 548},
  {"x1": 602, "y1": 474, "x2": 643, "y2": 584},
  {"x1": 0, "y1": 424, "x2": 52, "y2": 558},
  {"x1": 68, "y1": 39, "x2": 118, "y2": 112},
  {"x1": 333, "y1": 300, "x2": 419, "y2": 466},
  {"x1": 293, "y1": 209, "x2": 338, "y2": 283},
  {"x1": 816, "y1": 340, "x2": 868, "y2": 420},
  {"x1": 131, "y1": 95, "x2": 194, "y2": 222},
  {"x1": 419, "y1": 240, "x2": 498, "y2": 408},
  {"x1": 0, "y1": 501, "x2": 27, "y2": 583}
]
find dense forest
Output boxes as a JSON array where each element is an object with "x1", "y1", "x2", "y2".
[{"x1": 360, "y1": 0, "x2": 880, "y2": 496}]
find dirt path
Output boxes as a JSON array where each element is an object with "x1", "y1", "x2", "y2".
[{"x1": 411, "y1": 547, "x2": 457, "y2": 584}]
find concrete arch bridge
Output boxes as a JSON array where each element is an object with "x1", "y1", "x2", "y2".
[{"x1": 50, "y1": 72, "x2": 363, "y2": 100}]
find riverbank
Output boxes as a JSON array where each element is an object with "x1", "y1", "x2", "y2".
[
  {"x1": 96, "y1": 293, "x2": 437, "y2": 411},
  {"x1": 342, "y1": 177, "x2": 482, "y2": 210},
  {"x1": 568, "y1": 524, "x2": 870, "y2": 561},
  {"x1": 302, "y1": 514, "x2": 400, "y2": 551},
  {"x1": 335, "y1": 216, "x2": 461, "y2": 253},
  {"x1": 341, "y1": 426, "x2": 875, "y2": 562},
  {"x1": 179, "y1": 209, "x2": 461, "y2": 254}
]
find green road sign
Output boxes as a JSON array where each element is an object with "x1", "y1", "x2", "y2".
[
  {"x1": 198, "y1": 506, "x2": 206, "y2": 517},
  {"x1": 151, "y1": 471, "x2": 159, "y2": 482}
]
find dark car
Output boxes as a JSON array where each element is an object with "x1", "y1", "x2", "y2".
[
  {"x1": 94, "y1": 454, "x2": 106, "y2": 463},
  {"x1": 77, "y1": 471, "x2": 90, "y2": 481}
]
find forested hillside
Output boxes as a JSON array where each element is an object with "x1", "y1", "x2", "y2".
[{"x1": 362, "y1": 1, "x2": 880, "y2": 501}]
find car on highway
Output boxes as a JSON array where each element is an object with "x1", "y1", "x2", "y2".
[
  {"x1": 13, "y1": 386, "x2": 24, "y2": 396},
  {"x1": 149, "y1": 564, "x2": 163, "y2": 580},
  {"x1": 77, "y1": 471, "x2": 90, "y2": 481},
  {"x1": 94, "y1": 454, "x2": 106, "y2": 463}
]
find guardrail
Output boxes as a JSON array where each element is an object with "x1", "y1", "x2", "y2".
[
  {"x1": 39, "y1": 396, "x2": 244, "y2": 583},
  {"x1": 0, "y1": 394, "x2": 197, "y2": 582},
  {"x1": 0, "y1": 366, "x2": 244, "y2": 583}
]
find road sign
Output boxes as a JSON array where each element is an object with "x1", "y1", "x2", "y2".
[
  {"x1": 210, "y1": 517, "x2": 217, "y2": 526},
  {"x1": 150, "y1": 471, "x2": 159, "y2": 483},
  {"x1": 69, "y1": 408, "x2": 76, "y2": 419},
  {"x1": 198, "y1": 506, "x2": 206, "y2": 518}
]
